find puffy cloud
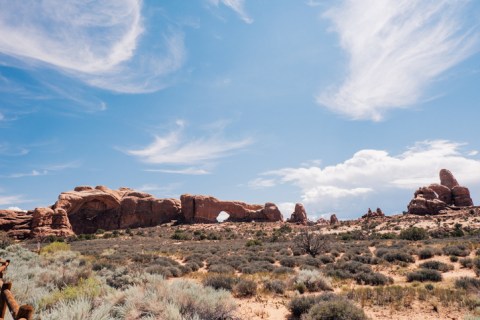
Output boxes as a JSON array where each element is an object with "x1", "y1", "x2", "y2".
[
  {"x1": 256, "y1": 140, "x2": 480, "y2": 217},
  {"x1": 0, "y1": 0, "x2": 185, "y2": 93},
  {"x1": 319, "y1": 0, "x2": 479, "y2": 121}
]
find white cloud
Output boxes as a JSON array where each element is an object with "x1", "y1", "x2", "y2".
[
  {"x1": 125, "y1": 121, "x2": 252, "y2": 166},
  {"x1": 0, "y1": 195, "x2": 25, "y2": 206},
  {"x1": 319, "y1": 0, "x2": 479, "y2": 121},
  {"x1": 209, "y1": 0, "x2": 253, "y2": 24},
  {"x1": 0, "y1": 1, "x2": 185, "y2": 93},
  {"x1": 146, "y1": 168, "x2": 210, "y2": 175},
  {"x1": 277, "y1": 202, "x2": 296, "y2": 218},
  {"x1": 248, "y1": 178, "x2": 276, "y2": 189},
  {"x1": 261, "y1": 140, "x2": 480, "y2": 216},
  {"x1": 6, "y1": 161, "x2": 80, "y2": 178}
]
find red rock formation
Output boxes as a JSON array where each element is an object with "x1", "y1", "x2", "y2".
[
  {"x1": 316, "y1": 218, "x2": 328, "y2": 225},
  {"x1": 180, "y1": 194, "x2": 283, "y2": 223},
  {"x1": 330, "y1": 214, "x2": 339, "y2": 225},
  {"x1": 0, "y1": 210, "x2": 32, "y2": 239},
  {"x1": 452, "y1": 186, "x2": 474, "y2": 207},
  {"x1": 439, "y1": 169, "x2": 459, "y2": 189},
  {"x1": 56, "y1": 186, "x2": 182, "y2": 234},
  {"x1": 31, "y1": 207, "x2": 74, "y2": 238},
  {"x1": 407, "y1": 169, "x2": 473, "y2": 215},
  {"x1": 362, "y1": 208, "x2": 385, "y2": 219},
  {"x1": 287, "y1": 203, "x2": 308, "y2": 225}
]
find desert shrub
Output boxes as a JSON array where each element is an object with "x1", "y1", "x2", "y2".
[
  {"x1": 0, "y1": 231, "x2": 12, "y2": 249},
  {"x1": 473, "y1": 257, "x2": 480, "y2": 276},
  {"x1": 455, "y1": 277, "x2": 480, "y2": 291},
  {"x1": 288, "y1": 293, "x2": 338, "y2": 318},
  {"x1": 171, "y1": 230, "x2": 192, "y2": 240},
  {"x1": 450, "y1": 255, "x2": 459, "y2": 262},
  {"x1": 273, "y1": 266, "x2": 295, "y2": 275},
  {"x1": 377, "y1": 249, "x2": 415, "y2": 264},
  {"x1": 318, "y1": 255, "x2": 334, "y2": 264},
  {"x1": 295, "y1": 230, "x2": 329, "y2": 257},
  {"x1": 111, "y1": 276, "x2": 237, "y2": 320},
  {"x1": 38, "y1": 250, "x2": 92, "y2": 288},
  {"x1": 40, "y1": 242, "x2": 70, "y2": 255},
  {"x1": 100, "y1": 267, "x2": 135, "y2": 289},
  {"x1": 234, "y1": 278, "x2": 257, "y2": 297},
  {"x1": 418, "y1": 247, "x2": 439, "y2": 259},
  {"x1": 294, "y1": 269, "x2": 333, "y2": 292},
  {"x1": 407, "y1": 269, "x2": 442, "y2": 282},
  {"x1": 302, "y1": 256, "x2": 322, "y2": 268},
  {"x1": 302, "y1": 297, "x2": 368, "y2": 320},
  {"x1": 208, "y1": 264, "x2": 235, "y2": 274},
  {"x1": 443, "y1": 244, "x2": 470, "y2": 257},
  {"x1": 203, "y1": 274, "x2": 237, "y2": 291},
  {"x1": 418, "y1": 261, "x2": 454, "y2": 273},
  {"x1": 39, "y1": 277, "x2": 102, "y2": 309},
  {"x1": 246, "y1": 239, "x2": 262, "y2": 247},
  {"x1": 326, "y1": 260, "x2": 372, "y2": 280},
  {"x1": 280, "y1": 257, "x2": 297, "y2": 267},
  {"x1": 264, "y1": 279, "x2": 286, "y2": 294},
  {"x1": 399, "y1": 227, "x2": 428, "y2": 241},
  {"x1": 145, "y1": 265, "x2": 183, "y2": 278},
  {"x1": 460, "y1": 258, "x2": 474, "y2": 269},
  {"x1": 240, "y1": 261, "x2": 275, "y2": 274},
  {"x1": 354, "y1": 272, "x2": 393, "y2": 286}
]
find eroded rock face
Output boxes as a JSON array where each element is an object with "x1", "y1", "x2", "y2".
[
  {"x1": 440, "y1": 169, "x2": 459, "y2": 189},
  {"x1": 58, "y1": 186, "x2": 182, "y2": 234},
  {"x1": 330, "y1": 214, "x2": 339, "y2": 225},
  {"x1": 180, "y1": 194, "x2": 283, "y2": 223},
  {"x1": 407, "y1": 169, "x2": 473, "y2": 215},
  {"x1": 0, "y1": 210, "x2": 32, "y2": 239},
  {"x1": 31, "y1": 207, "x2": 74, "y2": 238},
  {"x1": 287, "y1": 203, "x2": 308, "y2": 225}
]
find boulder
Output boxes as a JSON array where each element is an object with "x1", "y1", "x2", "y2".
[
  {"x1": 287, "y1": 203, "x2": 308, "y2": 225},
  {"x1": 407, "y1": 197, "x2": 447, "y2": 216},
  {"x1": 330, "y1": 214, "x2": 339, "y2": 225},
  {"x1": 440, "y1": 169, "x2": 459, "y2": 189},
  {"x1": 452, "y1": 186, "x2": 473, "y2": 207},
  {"x1": 180, "y1": 194, "x2": 283, "y2": 223},
  {"x1": 428, "y1": 184, "x2": 452, "y2": 205}
]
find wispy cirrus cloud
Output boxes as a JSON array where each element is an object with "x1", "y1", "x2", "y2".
[
  {"x1": 124, "y1": 120, "x2": 252, "y2": 171},
  {"x1": 0, "y1": 0, "x2": 185, "y2": 93},
  {"x1": 5, "y1": 161, "x2": 81, "y2": 178},
  {"x1": 146, "y1": 168, "x2": 211, "y2": 175},
  {"x1": 252, "y1": 140, "x2": 480, "y2": 217},
  {"x1": 0, "y1": 194, "x2": 26, "y2": 206},
  {"x1": 209, "y1": 0, "x2": 253, "y2": 24},
  {"x1": 319, "y1": 0, "x2": 480, "y2": 121}
]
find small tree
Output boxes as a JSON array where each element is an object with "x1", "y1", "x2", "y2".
[
  {"x1": 0, "y1": 231, "x2": 12, "y2": 249},
  {"x1": 295, "y1": 230, "x2": 329, "y2": 258}
]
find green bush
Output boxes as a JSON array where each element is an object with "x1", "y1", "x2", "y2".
[
  {"x1": 245, "y1": 239, "x2": 262, "y2": 247},
  {"x1": 399, "y1": 227, "x2": 428, "y2": 241},
  {"x1": 460, "y1": 258, "x2": 473, "y2": 269},
  {"x1": 40, "y1": 242, "x2": 70, "y2": 255},
  {"x1": 406, "y1": 269, "x2": 442, "y2": 282}
]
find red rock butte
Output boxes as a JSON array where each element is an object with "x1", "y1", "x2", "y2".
[
  {"x1": 407, "y1": 169, "x2": 474, "y2": 215},
  {"x1": 0, "y1": 186, "x2": 283, "y2": 239}
]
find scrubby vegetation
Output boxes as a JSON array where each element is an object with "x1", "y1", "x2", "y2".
[{"x1": 2, "y1": 219, "x2": 480, "y2": 319}]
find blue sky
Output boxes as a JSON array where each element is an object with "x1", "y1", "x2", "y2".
[{"x1": 1, "y1": 0, "x2": 480, "y2": 220}]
